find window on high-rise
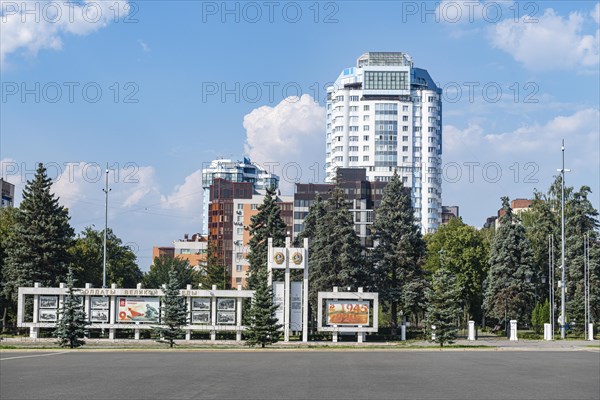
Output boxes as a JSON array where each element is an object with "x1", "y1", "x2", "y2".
[
  {"x1": 350, "y1": 95, "x2": 359, "y2": 101},
  {"x1": 403, "y1": 105, "x2": 409, "y2": 111},
  {"x1": 364, "y1": 105, "x2": 370, "y2": 111},
  {"x1": 349, "y1": 156, "x2": 358, "y2": 162},
  {"x1": 363, "y1": 135, "x2": 370, "y2": 141},
  {"x1": 364, "y1": 71, "x2": 408, "y2": 90},
  {"x1": 363, "y1": 125, "x2": 370, "y2": 131}
]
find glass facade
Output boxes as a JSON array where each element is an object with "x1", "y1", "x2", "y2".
[{"x1": 364, "y1": 71, "x2": 408, "y2": 91}]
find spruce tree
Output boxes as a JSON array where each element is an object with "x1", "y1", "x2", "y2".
[
  {"x1": 4, "y1": 163, "x2": 74, "y2": 304},
  {"x1": 246, "y1": 186, "x2": 287, "y2": 290},
  {"x1": 55, "y1": 268, "x2": 89, "y2": 348},
  {"x1": 199, "y1": 241, "x2": 228, "y2": 289},
  {"x1": 424, "y1": 267, "x2": 461, "y2": 347},
  {"x1": 371, "y1": 172, "x2": 426, "y2": 334},
  {"x1": 245, "y1": 279, "x2": 282, "y2": 348},
  {"x1": 309, "y1": 179, "x2": 366, "y2": 314},
  {"x1": 483, "y1": 197, "x2": 535, "y2": 328},
  {"x1": 153, "y1": 270, "x2": 187, "y2": 348},
  {"x1": 564, "y1": 186, "x2": 599, "y2": 329},
  {"x1": 296, "y1": 193, "x2": 326, "y2": 244}
]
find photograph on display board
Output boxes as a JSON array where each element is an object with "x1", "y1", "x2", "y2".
[
  {"x1": 191, "y1": 311, "x2": 211, "y2": 324},
  {"x1": 326, "y1": 300, "x2": 370, "y2": 326},
  {"x1": 39, "y1": 295, "x2": 58, "y2": 309},
  {"x1": 39, "y1": 309, "x2": 57, "y2": 322},
  {"x1": 91, "y1": 296, "x2": 109, "y2": 309},
  {"x1": 192, "y1": 298, "x2": 211, "y2": 311},
  {"x1": 217, "y1": 311, "x2": 235, "y2": 324},
  {"x1": 90, "y1": 309, "x2": 109, "y2": 323},
  {"x1": 217, "y1": 298, "x2": 235, "y2": 311},
  {"x1": 116, "y1": 297, "x2": 160, "y2": 323}
]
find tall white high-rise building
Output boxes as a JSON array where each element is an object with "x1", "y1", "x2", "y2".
[
  {"x1": 325, "y1": 52, "x2": 443, "y2": 233},
  {"x1": 201, "y1": 157, "x2": 279, "y2": 234}
]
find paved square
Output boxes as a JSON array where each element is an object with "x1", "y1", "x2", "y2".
[{"x1": 1, "y1": 350, "x2": 599, "y2": 399}]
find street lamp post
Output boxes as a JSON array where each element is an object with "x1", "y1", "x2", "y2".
[
  {"x1": 102, "y1": 165, "x2": 111, "y2": 289},
  {"x1": 557, "y1": 140, "x2": 570, "y2": 339}
]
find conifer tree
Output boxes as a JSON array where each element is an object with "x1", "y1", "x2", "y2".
[
  {"x1": 371, "y1": 172, "x2": 426, "y2": 334},
  {"x1": 296, "y1": 193, "x2": 326, "y2": 244},
  {"x1": 246, "y1": 186, "x2": 287, "y2": 290},
  {"x1": 4, "y1": 163, "x2": 74, "y2": 305},
  {"x1": 55, "y1": 268, "x2": 89, "y2": 348},
  {"x1": 564, "y1": 186, "x2": 600, "y2": 328},
  {"x1": 199, "y1": 241, "x2": 228, "y2": 289},
  {"x1": 153, "y1": 270, "x2": 187, "y2": 348},
  {"x1": 483, "y1": 197, "x2": 535, "y2": 328},
  {"x1": 424, "y1": 267, "x2": 461, "y2": 347},
  {"x1": 245, "y1": 279, "x2": 282, "y2": 348},
  {"x1": 309, "y1": 178, "x2": 366, "y2": 314}
]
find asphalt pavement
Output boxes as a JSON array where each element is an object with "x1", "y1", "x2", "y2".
[{"x1": 1, "y1": 350, "x2": 599, "y2": 399}]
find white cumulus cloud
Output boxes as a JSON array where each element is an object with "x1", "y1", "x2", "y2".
[
  {"x1": 489, "y1": 6, "x2": 600, "y2": 71},
  {"x1": 1, "y1": 0, "x2": 130, "y2": 67},
  {"x1": 243, "y1": 94, "x2": 326, "y2": 192}
]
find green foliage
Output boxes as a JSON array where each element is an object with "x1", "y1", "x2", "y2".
[
  {"x1": 424, "y1": 218, "x2": 489, "y2": 325},
  {"x1": 483, "y1": 197, "x2": 535, "y2": 325},
  {"x1": 245, "y1": 279, "x2": 282, "y2": 348},
  {"x1": 520, "y1": 189, "x2": 558, "y2": 304},
  {"x1": 371, "y1": 173, "x2": 426, "y2": 332},
  {"x1": 0, "y1": 206, "x2": 18, "y2": 330},
  {"x1": 70, "y1": 226, "x2": 143, "y2": 288},
  {"x1": 308, "y1": 181, "x2": 366, "y2": 315},
  {"x1": 296, "y1": 193, "x2": 326, "y2": 245},
  {"x1": 424, "y1": 268, "x2": 462, "y2": 347},
  {"x1": 531, "y1": 300, "x2": 551, "y2": 333},
  {"x1": 153, "y1": 270, "x2": 187, "y2": 348},
  {"x1": 564, "y1": 186, "x2": 600, "y2": 326},
  {"x1": 55, "y1": 269, "x2": 89, "y2": 348},
  {"x1": 4, "y1": 163, "x2": 74, "y2": 305},
  {"x1": 199, "y1": 241, "x2": 228, "y2": 289},
  {"x1": 144, "y1": 256, "x2": 201, "y2": 289},
  {"x1": 246, "y1": 187, "x2": 287, "y2": 290}
]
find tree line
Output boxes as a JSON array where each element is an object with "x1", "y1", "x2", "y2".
[
  {"x1": 0, "y1": 164, "x2": 221, "y2": 331},
  {"x1": 1, "y1": 163, "x2": 598, "y2": 346},
  {"x1": 245, "y1": 171, "x2": 599, "y2": 345}
]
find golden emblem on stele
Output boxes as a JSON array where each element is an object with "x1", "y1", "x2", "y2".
[
  {"x1": 291, "y1": 251, "x2": 303, "y2": 265},
  {"x1": 273, "y1": 251, "x2": 285, "y2": 265}
]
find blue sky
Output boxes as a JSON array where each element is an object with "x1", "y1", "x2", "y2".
[{"x1": 1, "y1": 0, "x2": 599, "y2": 271}]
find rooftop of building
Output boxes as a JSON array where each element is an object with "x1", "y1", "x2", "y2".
[{"x1": 357, "y1": 52, "x2": 413, "y2": 68}]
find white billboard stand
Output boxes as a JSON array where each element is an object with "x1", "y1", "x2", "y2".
[
  {"x1": 317, "y1": 288, "x2": 379, "y2": 343},
  {"x1": 468, "y1": 320, "x2": 476, "y2": 341},
  {"x1": 267, "y1": 237, "x2": 309, "y2": 343}
]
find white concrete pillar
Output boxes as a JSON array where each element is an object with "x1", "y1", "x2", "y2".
[
  {"x1": 544, "y1": 323, "x2": 552, "y2": 340},
  {"x1": 211, "y1": 286, "x2": 217, "y2": 341},
  {"x1": 30, "y1": 283, "x2": 40, "y2": 339},
  {"x1": 401, "y1": 324, "x2": 406, "y2": 341},
  {"x1": 509, "y1": 320, "x2": 518, "y2": 341},
  {"x1": 588, "y1": 324, "x2": 594, "y2": 341},
  {"x1": 236, "y1": 285, "x2": 242, "y2": 342},
  {"x1": 109, "y1": 283, "x2": 117, "y2": 340},
  {"x1": 134, "y1": 328, "x2": 140, "y2": 340},
  {"x1": 431, "y1": 325, "x2": 436, "y2": 341},
  {"x1": 468, "y1": 320, "x2": 476, "y2": 341}
]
